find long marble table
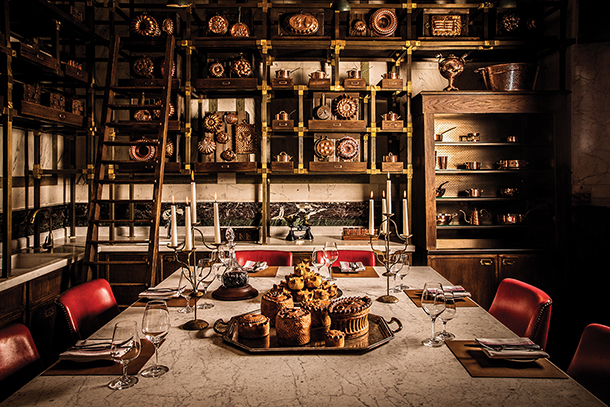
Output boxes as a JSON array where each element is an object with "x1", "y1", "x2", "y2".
[{"x1": 2, "y1": 266, "x2": 603, "y2": 406}]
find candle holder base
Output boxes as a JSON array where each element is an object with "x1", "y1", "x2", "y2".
[
  {"x1": 182, "y1": 319, "x2": 209, "y2": 330},
  {"x1": 377, "y1": 294, "x2": 399, "y2": 303},
  {"x1": 212, "y1": 284, "x2": 259, "y2": 301}
]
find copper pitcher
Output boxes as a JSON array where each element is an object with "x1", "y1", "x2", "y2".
[{"x1": 459, "y1": 208, "x2": 490, "y2": 225}]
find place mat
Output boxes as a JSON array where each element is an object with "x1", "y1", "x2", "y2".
[
  {"x1": 248, "y1": 265, "x2": 278, "y2": 277},
  {"x1": 404, "y1": 289, "x2": 477, "y2": 307},
  {"x1": 44, "y1": 340, "x2": 156, "y2": 376},
  {"x1": 445, "y1": 340, "x2": 568, "y2": 379},
  {"x1": 332, "y1": 266, "x2": 379, "y2": 278},
  {"x1": 133, "y1": 294, "x2": 198, "y2": 308}
]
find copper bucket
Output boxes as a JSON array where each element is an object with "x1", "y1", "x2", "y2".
[{"x1": 475, "y1": 63, "x2": 539, "y2": 91}]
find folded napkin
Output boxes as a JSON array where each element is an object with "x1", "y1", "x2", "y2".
[
  {"x1": 443, "y1": 285, "x2": 472, "y2": 299},
  {"x1": 340, "y1": 261, "x2": 365, "y2": 273},
  {"x1": 242, "y1": 261, "x2": 268, "y2": 272},
  {"x1": 59, "y1": 340, "x2": 113, "y2": 362},
  {"x1": 138, "y1": 288, "x2": 179, "y2": 299},
  {"x1": 476, "y1": 337, "x2": 549, "y2": 360}
]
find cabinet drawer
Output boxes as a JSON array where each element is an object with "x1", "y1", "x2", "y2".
[
  {"x1": 308, "y1": 120, "x2": 366, "y2": 131},
  {"x1": 17, "y1": 42, "x2": 59, "y2": 72},
  {"x1": 0, "y1": 285, "x2": 26, "y2": 327},
  {"x1": 28, "y1": 269, "x2": 63, "y2": 306},
  {"x1": 196, "y1": 78, "x2": 257, "y2": 89},
  {"x1": 344, "y1": 78, "x2": 366, "y2": 89},
  {"x1": 309, "y1": 161, "x2": 367, "y2": 172},
  {"x1": 381, "y1": 120, "x2": 404, "y2": 130},
  {"x1": 272, "y1": 119, "x2": 294, "y2": 130},
  {"x1": 20, "y1": 101, "x2": 86, "y2": 127},
  {"x1": 194, "y1": 162, "x2": 257, "y2": 173},
  {"x1": 64, "y1": 64, "x2": 89, "y2": 83},
  {"x1": 271, "y1": 78, "x2": 294, "y2": 88},
  {"x1": 378, "y1": 78, "x2": 403, "y2": 90}
]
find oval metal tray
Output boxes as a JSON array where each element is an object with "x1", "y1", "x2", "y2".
[{"x1": 214, "y1": 313, "x2": 401, "y2": 354}]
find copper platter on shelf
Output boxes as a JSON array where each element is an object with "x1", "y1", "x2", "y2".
[{"x1": 213, "y1": 312, "x2": 401, "y2": 353}]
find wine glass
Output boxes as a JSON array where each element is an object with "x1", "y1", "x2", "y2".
[
  {"x1": 197, "y1": 257, "x2": 215, "y2": 310},
  {"x1": 141, "y1": 300, "x2": 170, "y2": 378},
  {"x1": 176, "y1": 270, "x2": 193, "y2": 314},
  {"x1": 108, "y1": 321, "x2": 141, "y2": 390},
  {"x1": 322, "y1": 242, "x2": 339, "y2": 281},
  {"x1": 393, "y1": 253, "x2": 411, "y2": 291},
  {"x1": 420, "y1": 282, "x2": 446, "y2": 347},
  {"x1": 311, "y1": 247, "x2": 325, "y2": 274},
  {"x1": 436, "y1": 290, "x2": 456, "y2": 340}
]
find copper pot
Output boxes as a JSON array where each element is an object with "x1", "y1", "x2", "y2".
[
  {"x1": 437, "y1": 213, "x2": 456, "y2": 225},
  {"x1": 464, "y1": 161, "x2": 481, "y2": 170},
  {"x1": 382, "y1": 72, "x2": 399, "y2": 79},
  {"x1": 276, "y1": 111, "x2": 290, "y2": 120},
  {"x1": 275, "y1": 151, "x2": 292, "y2": 162},
  {"x1": 465, "y1": 188, "x2": 483, "y2": 197},
  {"x1": 347, "y1": 69, "x2": 362, "y2": 79},
  {"x1": 383, "y1": 153, "x2": 398, "y2": 162},
  {"x1": 499, "y1": 187, "x2": 519, "y2": 197},
  {"x1": 382, "y1": 112, "x2": 400, "y2": 121},
  {"x1": 309, "y1": 70, "x2": 327, "y2": 79},
  {"x1": 276, "y1": 69, "x2": 291, "y2": 79},
  {"x1": 506, "y1": 135, "x2": 519, "y2": 142},
  {"x1": 497, "y1": 159, "x2": 527, "y2": 169}
]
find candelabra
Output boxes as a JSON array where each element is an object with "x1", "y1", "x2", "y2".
[
  {"x1": 368, "y1": 212, "x2": 411, "y2": 303},
  {"x1": 169, "y1": 225, "x2": 218, "y2": 330}
]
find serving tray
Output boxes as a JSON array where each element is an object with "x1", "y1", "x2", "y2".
[{"x1": 213, "y1": 313, "x2": 401, "y2": 353}]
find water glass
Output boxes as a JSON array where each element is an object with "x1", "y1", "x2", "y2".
[
  {"x1": 323, "y1": 242, "x2": 339, "y2": 281},
  {"x1": 141, "y1": 300, "x2": 170, "y2": 378},
  {"x1": 421, "y1": 282, "x2": 446, "y2": 347},
  {"x1": 436, "y1": 290, "x2": 456, "y2": 340},
  {"x1": 108, "y1": 321, "x2": 141, "y2": 390}
]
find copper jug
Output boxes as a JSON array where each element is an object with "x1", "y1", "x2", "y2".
[{"x1": 459, "y1": 208, "x2": 490, "y2": 225}]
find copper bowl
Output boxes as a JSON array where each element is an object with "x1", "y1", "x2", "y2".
[
  {"x1": 475, "y1": 63, "x2": 539, "y2": 91},
  {"x1": 309, "y1": 70, "x2": 327, "y2": 79}
]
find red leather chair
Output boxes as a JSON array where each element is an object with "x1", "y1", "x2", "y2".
[
  {"x1": 0, "y1": 323, "x2": 43, "y2": 402},
  {"x1": 56, "y1": 278, "x2": 120, "y2": 343},
  {"x1": 567, "y1": 323, "x2": 610, "y2": 405},
  {"x1": 235, "y1": 250, "x2": 293, "y2": 266},
  {"x1": 315, "y1": 250, "x2": 376, "y2": 266},
  {"x1": 488, "y1": 278, "x2": 552, "y2": 349}
]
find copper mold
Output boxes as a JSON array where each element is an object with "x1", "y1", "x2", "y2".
[
  {"x1": 203, "y1": 113, "x2": 223, "y2": 133},
  {"x1": 133, "y1": 57, "x2": 155, "y2": 78},
  {"x1": 129, "y1": 137, "x2": 157, "y2": 161},
  {"x1": 336, "y1": 136, "x2": 359, "y2": 161},
  {"x1": 369, "y1": 9, "x2": 397, "y2": 37},
  {"x1": 134, "y1": 109, "x2": 151, "y2": 122},
  {"x1": 333, "y1": 94, "x2": 358, "y2": 120},
  {"x1": 209, "y1": 15, "x2": 229, "y2": 35},
  {"x1": 162, "y1": 18, "x2": 174, "y2": 35},
  {"x1": 131, "y1": 15, "x2": 161, "y2": 37},
  {"x1": 209, "y1": 62, "x2": 225, "y2": 78},
  {"x1": 215, "y1": 131, "x2": 229, "y2": 144},
  {"x1": 235, "y1": 122, "x2": 256, "y2": 154},
  {"x1": 230, "y1": 56, "x2": 252, "y2": 78},
  {"x1": 220, "y1": 149, "x2": 237, "y2": 161},
  {"x1": 198, "y1": 136, "x2": 216, "y2": 155},
  {"x1": 230, "y1": 22, "x2": 250, "y2": 38},
  {"x1": 225, "y1": 112, "x2": 238, "y2": 124},
  {"x1": 431, "y1": 15, "x2": 463, "y2": 37},
  {"x1": 284, "y1": 12, "x2": 319, "y2": 36},
  {"x1": 314, "y1": 136, "x2": 334, "y2": 160}
]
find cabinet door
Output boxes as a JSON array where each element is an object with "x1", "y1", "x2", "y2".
[
  {"x1": 27, "y1": 299, "x2": 57, "y2": 366},
  {"x1": 498, "y1": 253, "x2": 556, "y2": 296},
  {"x1": 428, "y1": 254, "x2": 497, "y2": 310}
]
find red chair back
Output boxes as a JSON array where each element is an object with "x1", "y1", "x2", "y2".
[
  {"x1": 567, "y1": 323, "x2": 610, "y2": 405},
  {"x1": 56, "y1": 279, "x2": 120, "y2": 342},
  {"x1": 235, "y1": 250, "x2": 292, "y2": 266},
  {"x1": 488, "y1": 278, "x2": 552, "y2": 349},
  {"x1": 0, "y1": 323, "x2": 42, "y2": 402},
  {"x1": 315, "y1": 250, "x2": 376, "y2": 266}
]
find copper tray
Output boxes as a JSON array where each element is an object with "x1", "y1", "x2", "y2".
[{"x1": 213, "y1": 313, "x2": 401, "y2": 353}]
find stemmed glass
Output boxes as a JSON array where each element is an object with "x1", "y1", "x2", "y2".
[
  {"x1": 311, "y1": 247, "x2": 325, "y2": 274},
  {"x1": 176, "y1": 271, "x2": 192, "y2": 314},
  {"x1": 108, "y1": 321, "x2": 141, "y2": 390},
  {"x1": 141, "y1": 300, "x2": 170, "y2": 378},
  {"x1": 197, "y1": 257, "x2": 215, "y2": 310},
  {"x1": 392, "y1": 253, "x2": 410, "y2": 291},
  {"x1": 323, "y1": 242, "x2": 339, "y2": 281},
  {"x1": 421, "y1": 282, "x2": 446, "y2": 347},
  {"x1": 436, "y1": 290, "x2": 456, "y2": 340}
]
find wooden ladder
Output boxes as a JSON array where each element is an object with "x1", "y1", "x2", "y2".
[{"x1": 84, "y1": 35, "x2": 175, "y2": 287}]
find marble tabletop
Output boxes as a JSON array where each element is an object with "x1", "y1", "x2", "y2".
[{"x1": 2, "y1": 266, "x2": 602, "y2": 407}]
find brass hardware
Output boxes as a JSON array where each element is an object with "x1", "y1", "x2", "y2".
[
  {"x1": 480, "y1": 259, "x2": 494, "y2": 266},
  {"x1": 502, "y1": 259, "x2": 516, "y2": 266},
  {"x1": 32, "y1": 164, "x2": 42, "y2": 179}
]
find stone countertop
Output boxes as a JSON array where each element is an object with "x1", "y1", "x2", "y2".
[{"x1": 2, "y1": 266, "x2": 602, "y2": 407}]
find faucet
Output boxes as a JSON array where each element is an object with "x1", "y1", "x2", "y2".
[{"x1": 29, "y1": 208, "x2": 54, "y2": 251}]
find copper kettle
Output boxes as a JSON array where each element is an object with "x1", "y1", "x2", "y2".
[{"x1": 459, "y1": 208, "x2": 490, "y2": 225}]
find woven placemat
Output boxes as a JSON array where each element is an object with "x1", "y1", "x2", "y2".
[
  {"x1": 44, "y1": 340, "x2": 156, "y2": 376},
  {"x1": 332, "y1": 266, "x2": 379, "y2": 278},
  {"x1": 445, "y1": 340, "x2": 567, "y2": 379},
  {"x1": 404, "y1": 289, "x2": 477, "y2": 307}
]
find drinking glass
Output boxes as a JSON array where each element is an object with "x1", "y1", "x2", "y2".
[
  {"x1": 141, "y1": 300, "x2": 170, "y2": 377},
  {"x1": 311, "y1": 247, "x2": 325, "y2": 274},
  {"x1": 197, "y1": 258, "x2": 215, "y2": 310},
  {"x1": 176, "y1": 271, "x2": 193, "y2": 314},
  {"x1": 436, "y1": 290, "x2": 456, "y2": 340},
  {"x1": 323, "y1": 242, "x2": 339, "y2": 281},
  {"x1": 108, "y1": 321, "x2": 141, "y2": 390},
  {"x1": 420, "y1": 282, "x2": 446, "y2": 347},
  {"x1": 393, "y1": 253, "x2": 410, "y2": 291},
  {"x1": 389, "y1": 260, "x2": 403, "y2": 293}
]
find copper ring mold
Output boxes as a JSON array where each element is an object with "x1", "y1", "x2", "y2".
[
  {"x1": 369, "y1": 9, "x2": 398, "y2": 37},
  {"x1": 336, "y1": 136, "x2": 359, "y2": 161},
  {"x1": 209, "y1": 62, "x2": 225, "y2": 78},
  {"x1": 203, "y1": 113, "x2": 223, "y2": 132},
  {"x1": 333, "y1": 94, "x2": 358, "y2": 120},
  {"x1": 209, "y1": 15, "x2": 229, "y2": 35},
  {"x1": 131, "y1": 15, "x2": 160, "y2": 37},
  {"x1": 129, "y1": 137, "x2": 157, "y2": 162},
  {"x1": 133, "y1": 57, "x2": 155, "y2": 78}
]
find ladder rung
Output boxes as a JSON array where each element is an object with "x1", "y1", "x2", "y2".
[
  {"x1": 103, "y1": 140, "x2": 160, "y2": 146},
  {"x1": 98, "y1": 179, "x2": 158, "y2": 184},
  {"x1": 88, "y1": 239, "x2": 150, "y2": 244},
  {"x1": 92, "y1": 219, "x2": 153, "y2": 224},
  {"x1": 91, "y1": 199, "x2": 153, "y2": 204},
  {"x1": 86, "y1": 260, "x2": 150, "y2": 266}
]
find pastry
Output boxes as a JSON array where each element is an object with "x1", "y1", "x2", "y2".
[
  {"x1": 305, "y1": 274, "x2": 322, "y2": 289},
  {"x1": 238, "y1": 313, "x2": 270, "y2": 339},
  {"x1": 302, "y1": 299, "x2": 331, "y2": 328},
  {"x1": 325, "y1": 330, "x2": 345, "y2": 347},
  {"x1": 287, "y1": 275, "x2": 305, "y2": 291},
  {"x1": 313, "y1": 288, "x2": 330, "y2": 300},
  {"x1": 294, "y1": 290, "x2": 313, "y2": 303},
  {"x1": 275, "y1": 307, "x2": 311, "y2": 346},
  {"x1": 293, "y1": 260, "x2": 311, "y2": 277},
  {"x1": 328, "y1": 296, "x2": 372, "y2": 338},
  {"x1": 261, "y1": 290, "x2": 294, "y2": 326}
]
